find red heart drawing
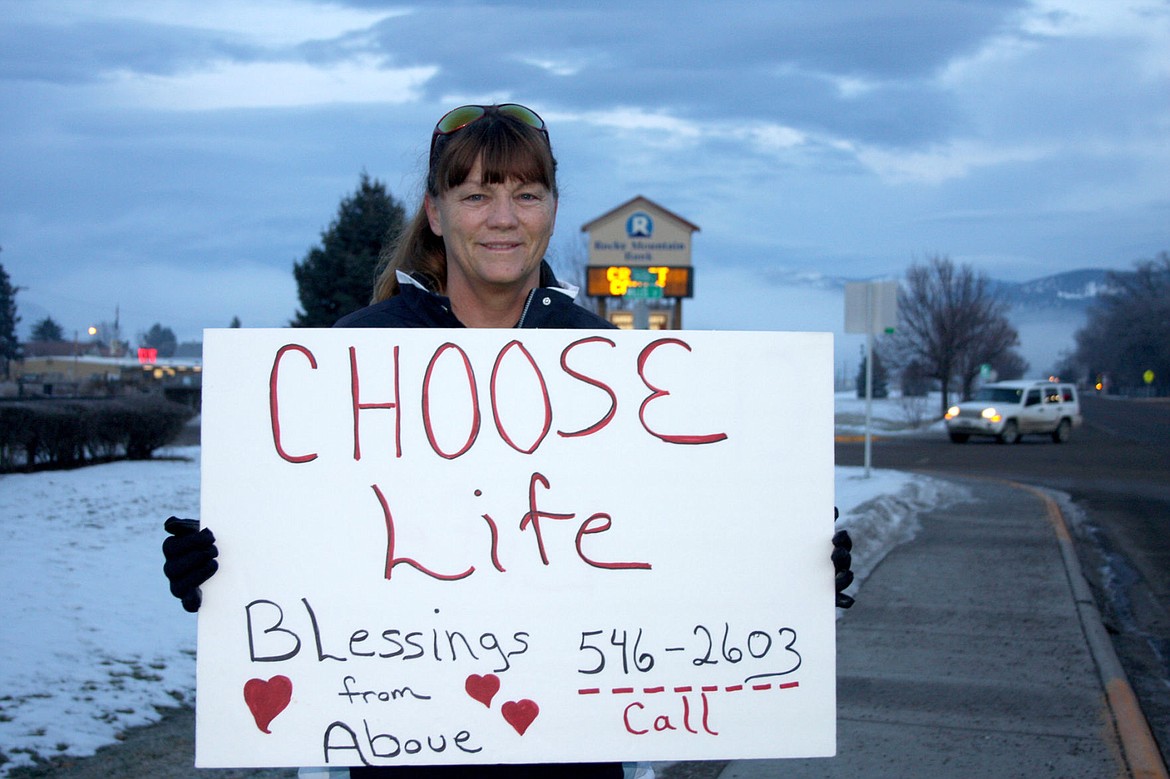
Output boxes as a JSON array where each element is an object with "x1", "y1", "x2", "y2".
[
  {"x1": 465, "y1": 673, "x2": 501, "y2": 708},
  {"x1": 501, "y1": 699, "x2": 539, "y2": 736},
  {"x1": 243, "y1": 675, "x2": 293, "y2": 734}
]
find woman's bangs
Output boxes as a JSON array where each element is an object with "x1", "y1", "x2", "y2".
[
  {"x1": 478, "y1": 132, "x2": 554, "y2": 189},
  {"x1": 434, "y1": 120, "x2": 555, "y2": 193}
]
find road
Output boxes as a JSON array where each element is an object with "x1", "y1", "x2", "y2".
[{"x1": 835, "y1": 394, "x2": 1170, "y2": 766}]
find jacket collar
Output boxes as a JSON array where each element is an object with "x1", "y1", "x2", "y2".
[{"x1": 398, "y1": 260, "x2": 580, "y2": 301}]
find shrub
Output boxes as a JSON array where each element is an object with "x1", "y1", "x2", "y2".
[
  {"x1": 119, "y1": 396, "x2": 194, "y2": 459},
  {"x1": 0, "y1": 403, "x2": 39, "y2": 470},
  {"x1": 0, "y1": 395, "x2": 195, "y2": 471}
]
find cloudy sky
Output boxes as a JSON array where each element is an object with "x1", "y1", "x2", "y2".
[{"x1": 2, "y1": 0, "x2": 1167, "y2": 357}]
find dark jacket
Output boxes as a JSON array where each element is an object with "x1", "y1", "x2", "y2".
[
  {"x1": 339, "y1": 261, "x2": 620, "y2": 779},
  {"x1": 334, "y1": 262, "x2": 614, "y2": 331}
]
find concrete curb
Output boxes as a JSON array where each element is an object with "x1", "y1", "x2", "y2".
[{"x1": 1004, "y1": 479, "x2": 1169, "y2": 779}]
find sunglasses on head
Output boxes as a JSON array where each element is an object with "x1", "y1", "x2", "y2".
[{"x1": 429, "y1": 103, "x2": 548, "y2": 161}]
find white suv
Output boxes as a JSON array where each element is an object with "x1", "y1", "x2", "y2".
[{"x1": 944, "y1": 380, "x2": 1083, "y2": 444}]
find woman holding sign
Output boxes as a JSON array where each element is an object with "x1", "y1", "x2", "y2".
[
  {"x1": 164, "y1": 103, "x2": 853, "y2": 778},
  {"x1": 336, "y1": 102, "x2": 610, "y2": 332}
]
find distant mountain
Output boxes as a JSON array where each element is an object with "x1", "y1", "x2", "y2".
[
  {"x1": 759, "y1": 266, "x2": 1120, "y2": 374},
  {"x1": 764, "y1": 266, "x2": 1119, "y2": 312},
  {"x1": 991, "y1": 268, "x2": 1117, "y2": 313},
  {"x1": 761, "y1": 268, "x2": 844, "y2": 291},
  {"x1": 995, "y1": 269, "x2": 1121, "y2": 373}
]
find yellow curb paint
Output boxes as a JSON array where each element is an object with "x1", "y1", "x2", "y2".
[
  {"x1": 1107, "y1": 678, "x2": 1170, "y2": 779},
  {"x1": 1007, "y1": 480, "x2": 1169, "y2": 779}
]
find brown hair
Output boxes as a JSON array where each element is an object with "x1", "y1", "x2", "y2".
[{"x1": 371, "y1": 108, "x2": 557, "y2": 302}]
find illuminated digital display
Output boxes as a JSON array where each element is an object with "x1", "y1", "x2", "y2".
[{"x1": 586, "y1": 266, "x2": 693, "y2": 298}]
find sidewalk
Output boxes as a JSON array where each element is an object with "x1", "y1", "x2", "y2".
[{"x1": 706, "y1": 476, "x2": 1164, "y2": 779}]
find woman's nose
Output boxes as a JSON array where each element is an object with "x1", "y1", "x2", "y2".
[{"x1": 486, "y1": 197, "x2": 519, "y2": 227}]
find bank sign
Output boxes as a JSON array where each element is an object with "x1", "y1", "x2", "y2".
[{"x1": 583, "y1": 197, "x2": 697, "y2": 270}]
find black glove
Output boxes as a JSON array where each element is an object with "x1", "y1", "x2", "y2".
[
  {"x1": 833, "y1": 506, "x2": 855, "y2": 609},
  {"x1": 162, "y1": 516, "x2": 219, "y2": 613}
]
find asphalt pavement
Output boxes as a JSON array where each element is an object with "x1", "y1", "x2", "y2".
[{"x1": 698, "y1": 475, "x2": 1168, "y2": 779}]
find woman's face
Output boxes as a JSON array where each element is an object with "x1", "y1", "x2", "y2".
[{"x1": 425, "y1": 156, "x2": 557, "y2": 302}]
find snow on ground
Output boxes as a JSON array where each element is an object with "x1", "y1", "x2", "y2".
[
  {"x1": 0, "y1": 399, "x2": 964, "y2": 775},
  {"x1": 0, "y1": 445, "x2": 201, "y2": 774},
  {"x1": 833, "y1": 390, "x2": 948, "y2": 436}
]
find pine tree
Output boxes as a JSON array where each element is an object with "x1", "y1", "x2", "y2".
[
  {"x1": 32, "y1": 316, "x2": 65, "y2": 342},
  {"x1": 0, "y1": 255, "x2": 21, "y2": 378},
  {"x1": 142, "y1": 323, "x2": 178, "y2": 358},
  {"x1": 291, "y1": 173, "x2": 406, "y2": 327},
  {"x1": 856, "y1": 349, "x2": 890, "y2": 399}
]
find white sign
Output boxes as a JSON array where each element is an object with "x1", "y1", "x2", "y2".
[
  {"x1": 196, "y1": 328, "x2": 836, "y2": 769},
  {"x1": 844, "y1": 281, "x2": 898, "y2": 334}
]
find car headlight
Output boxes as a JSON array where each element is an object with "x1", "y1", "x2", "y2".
[
  {"x1": 945, "y1": 406, "x2": 960, "y2": 420},
  {"x1": 981, "y1": 407, "x2": 1002, "y2": 422}
]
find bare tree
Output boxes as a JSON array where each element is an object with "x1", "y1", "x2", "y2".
[
  {"x1": 886, "y1": 255, "x2": 1023, "y2": 418},
  {"x1": 954, "y1": 313, "x2": 1028, "y2": 399},
  {"x1": 1072, "y1": 251, "x2": 1170, "y2": 394},
  {"x1": 550, "y1": 232, "x2": 605, "y2": 314},
  {"x1": 550, "y1": 232, "x2": 590, "y2": 290}
]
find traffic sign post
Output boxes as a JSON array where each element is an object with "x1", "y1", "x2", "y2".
[{"x1": 845, "y1": 281, "x2": 899, "y2": 478}]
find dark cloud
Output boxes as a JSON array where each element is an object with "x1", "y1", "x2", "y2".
[
  {"x1": 356, "y1": 0, "x2": 1025, "y2": 80},
  {"x1": 0, "y1": 19, "x2": 264, "y2": 84},
  {"x1": 351, "y1": 1, "x2": 1015, "y2": 146}
]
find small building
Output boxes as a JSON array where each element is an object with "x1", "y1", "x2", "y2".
[{"x1": 11, "y1": 351, "x2": 202, "y2": 408}]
